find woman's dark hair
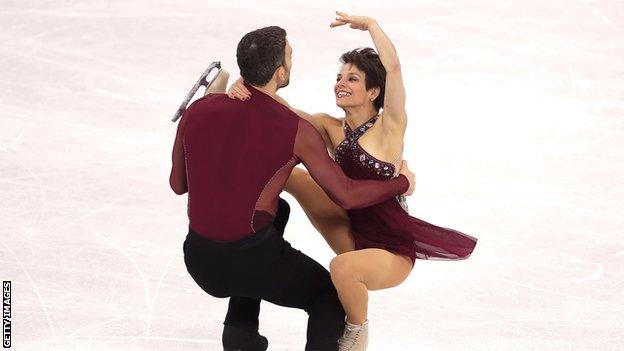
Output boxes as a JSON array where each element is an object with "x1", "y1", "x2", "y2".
[
  {"x1": 340, "y1": 47, "x2": 386, "y2": 111},
  {"x1": 236, "y1": 26, "x2": 287, "y2": 86}
]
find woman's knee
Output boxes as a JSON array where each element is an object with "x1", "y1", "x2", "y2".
[{"x1": 330, "y1": 254, "x2": 357, "y2": 286}]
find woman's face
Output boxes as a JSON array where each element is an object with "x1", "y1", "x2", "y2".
[{"x1": 334, "y1": 63, "x2": 376, "y2": 109}]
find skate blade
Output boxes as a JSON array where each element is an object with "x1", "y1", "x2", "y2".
[{"x1": 171, "y1": 61, "x2": 221, "y2": 122}]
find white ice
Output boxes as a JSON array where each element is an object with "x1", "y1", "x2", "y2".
[{"x1": 1, "y1": 0, "x2": 623, "y2": 350}]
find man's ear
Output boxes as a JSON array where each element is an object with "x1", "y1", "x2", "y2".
[{"x1": 276, "y1": 66, "x2": 286, "y2": 82}]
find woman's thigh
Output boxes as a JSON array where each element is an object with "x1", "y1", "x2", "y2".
[
  {"x1": 331, "y1": 248, "x2": 413, "y2": 291},
  {"x1": 285, "y1": 167, "x2": 355, "y2": 254}
]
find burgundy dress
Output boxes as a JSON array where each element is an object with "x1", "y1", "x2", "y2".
[{"x1": 334, "y1": 115, "x2": 478, "y2": 264}]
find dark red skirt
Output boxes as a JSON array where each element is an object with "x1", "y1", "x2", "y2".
[{"x1": 348, "y1": 198, "x2": 478, "y2": 264}]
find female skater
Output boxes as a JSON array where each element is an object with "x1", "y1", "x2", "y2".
[{"x1": 226, "y1": 12, "x2": 478, "y2": 350}]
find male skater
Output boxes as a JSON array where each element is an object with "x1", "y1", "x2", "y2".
[{"x1": 169, "y1": 26, "x2": 414, "y2": 351}]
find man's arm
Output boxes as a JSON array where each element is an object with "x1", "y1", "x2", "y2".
[
  {"x1": 293, "y1": 119, "x2": 414, "y2": 210},
  {"x1": 288, "y1": 107, "x2": 332, "y2": 149},
  {"x1": 170, "y1": 70, "x2": 230, "y2": 195},
  {"x1": 270, "y1": 97, "x2": 334, "y2": 150},
  {"x1": 169, "y1": 114, "x2": 188, "y2": 195}
]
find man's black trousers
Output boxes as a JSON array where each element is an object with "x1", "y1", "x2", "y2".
[{"x1": 183, "y1": 198, "x2": 345, "y2": 350}]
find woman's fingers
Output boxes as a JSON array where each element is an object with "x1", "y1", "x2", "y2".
[
  {"x1": 228, "y1": 86, "x2": 248, "y2": 101},
  {"x1": 238, "y1": 84, "x2": 251, "y2": 96},
  {"x1": 331, "y1": 10, "x2": 349, "y2": 27},
  {"x1": 235, "y1": 84, "x2": 250, "y2": 97},
  {"x1": 229, "y1": 77, "x2": 250, "y2": 99},
  {"x1": 226, "y1": 86, "x2": 236, "y2": 99}
]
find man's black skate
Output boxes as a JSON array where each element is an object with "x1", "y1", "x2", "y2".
[{"x1": 222, "y1": 325, "x2": 268, "y2": 351}]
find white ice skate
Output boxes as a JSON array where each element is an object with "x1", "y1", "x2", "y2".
[{"x1": 338, "y1": 320, "x2": 369, "y2": 351}]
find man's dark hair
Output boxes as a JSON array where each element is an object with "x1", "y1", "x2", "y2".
[
  {"x1": 340, "y1": 47, "x2": 387, "y2": 111},
  {"x1": 236, "y1": 26, "x2": 287, "y2": 86}
]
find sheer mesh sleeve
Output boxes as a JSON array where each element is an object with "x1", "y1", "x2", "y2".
[
  {"x1": 169, "y1": 100, "x2": 197, "y2": 195},
  {"x1": 293, "y1": 119, "x2": 408, "y2": 210}
]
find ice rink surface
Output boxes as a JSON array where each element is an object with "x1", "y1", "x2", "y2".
[{"x1": 1, "y1": 0, "x2": 623, "y2": 350}]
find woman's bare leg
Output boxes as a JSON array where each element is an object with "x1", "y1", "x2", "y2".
[
  {"x1": 285, "y1": 167, "x2": 355, "y2": 255},
  {"x1": 330, "y1": 249, "x2": 413, "y2": 324},
  {"x1": 205, "y1": 69, "x2": 230, "y2": 95}
]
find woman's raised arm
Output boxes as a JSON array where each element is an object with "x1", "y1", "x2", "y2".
[{"x1": 331, "y1": 12, "x2": 407, "y2": 134}]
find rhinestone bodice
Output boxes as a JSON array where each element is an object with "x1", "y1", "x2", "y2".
[
  {"x1": 333, "y1": 115, "x2": 477, "y2": 263},
  {"x1": 334, "y1": 115, "x2": 396, "y2": 181}
]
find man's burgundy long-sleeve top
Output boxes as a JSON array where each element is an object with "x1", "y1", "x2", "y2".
[{"x1": 178, "y1": 85, "x2": 408, "y2": 241}]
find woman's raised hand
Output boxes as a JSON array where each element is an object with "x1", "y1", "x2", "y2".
[
  {"x1": 329, "y1": 11, "x2": 376, "y2": 31},
  {"x1": 227, "y1": 77, "x2": 251, "y2": 101}
]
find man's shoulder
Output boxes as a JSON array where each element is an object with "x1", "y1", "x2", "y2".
[
  {"x1": 190, "y1": 93, "x2": 252, "y2": 114},
  {"x1": 197, "y1": 93, "x2": 228, "y2": 105},
  {"x1": 189, "y1": 93, "x2": 299, "y2": 126}
]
